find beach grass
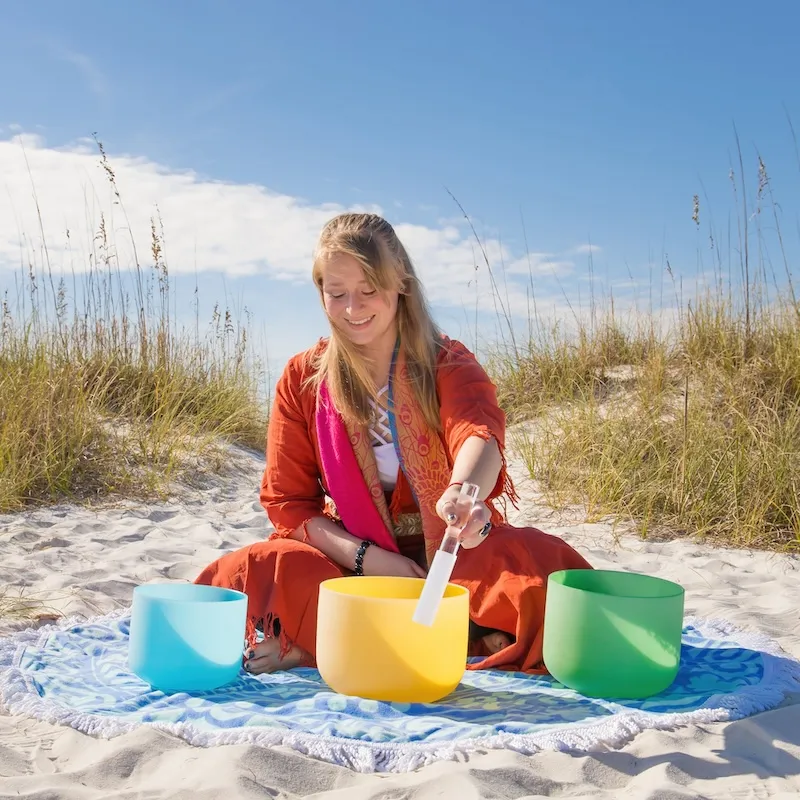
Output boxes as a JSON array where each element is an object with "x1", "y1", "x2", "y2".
[
  {"x1": 489, "y1": 297, "x2": 800, "y2": 551},
  {"x1": 482, "y1": 147, "x2": 800, "y2": 552},
  {"x1": 2, "y1": 136, "x2": 798, "y2": 554},
  {"x1": 0, "y1": 140, "x2": 267, "y2": 513},
  {"x1": 0, "y1": 586, "x2": 65, "y2": 622}
]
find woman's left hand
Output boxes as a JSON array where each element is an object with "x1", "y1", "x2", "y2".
[{"x1": 435, "y1": 484, "x2": 492, "y2": 549}]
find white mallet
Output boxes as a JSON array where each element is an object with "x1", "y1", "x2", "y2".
[{"x1": 412, "y1": 481, "x2": 480, "y2": 627}]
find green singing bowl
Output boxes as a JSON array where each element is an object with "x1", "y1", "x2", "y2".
[{"x1": 542, "y1": 569, "x2": 685, "y2": 699}]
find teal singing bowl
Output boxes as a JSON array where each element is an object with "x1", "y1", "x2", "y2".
[
  {"x1": 542, "y1": 569, "x2": 685, "y2": 699},
  {"x1": 128, "y1": 583, "x2": 247, "y2": 693}
]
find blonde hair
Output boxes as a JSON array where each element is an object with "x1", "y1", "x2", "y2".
[{"x1": 308, "y1": 212, "x2": 442, "y2": 431}]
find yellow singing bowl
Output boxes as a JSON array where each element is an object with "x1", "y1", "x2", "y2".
[{"x1": 316, "y1": 576, "x2": 470, "y2": 703}]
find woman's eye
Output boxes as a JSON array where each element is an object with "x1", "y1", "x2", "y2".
[{"x1": 325, "y1": 289, "x2": 374, "y2": 299}]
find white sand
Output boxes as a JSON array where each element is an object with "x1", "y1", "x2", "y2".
[{"x1": 1, "y1": 446, "x2": 798, "y2": 799}]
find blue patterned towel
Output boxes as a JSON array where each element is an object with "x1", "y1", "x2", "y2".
[{"x1": 1, "y1": 611, "x2": 798, "y2": 773}]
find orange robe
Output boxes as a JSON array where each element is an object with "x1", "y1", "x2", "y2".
[{"x1": 196, "y1": 338, "x2": 592, "y2": 672}]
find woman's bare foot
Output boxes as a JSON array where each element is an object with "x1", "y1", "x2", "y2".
[
  {"x1": 482, "y1": 631, "x2": 513, "y2": 655},
  {"x1": 243, "y1": 638, "x2": 306, "y2": 674}
]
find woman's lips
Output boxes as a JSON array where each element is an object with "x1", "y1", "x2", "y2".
[{"x1": 346, "y1": 316, "x2": 375, "y2": 328}]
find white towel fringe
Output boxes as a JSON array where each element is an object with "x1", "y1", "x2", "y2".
[{"x1": 1, "y1": 611, "x2": 798, "y2": 774}]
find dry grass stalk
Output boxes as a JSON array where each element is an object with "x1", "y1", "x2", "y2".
[
  {"x1": 471, "y1": 137, "x2": 800, "y2": 552},
  {"x1": 0, "y1": 138, "x2": 268, "y2": 512}
]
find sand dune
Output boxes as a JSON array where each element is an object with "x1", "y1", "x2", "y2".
[{"x1": 1, "y1": 447, "x2": 798, "y2": 799}]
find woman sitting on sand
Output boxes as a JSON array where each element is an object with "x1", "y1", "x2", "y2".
[{"x1": 195, "y1": 212, "x2": 592, "y2": 675}]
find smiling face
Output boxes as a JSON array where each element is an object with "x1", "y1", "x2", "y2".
[{"x1": 320, "y1": 252, "x2": 400, "y2": 352}]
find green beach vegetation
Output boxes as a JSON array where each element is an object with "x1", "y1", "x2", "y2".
[
  {"x1": 0, "y1": 141, "x2": 267, "y2": 515},
  {"x1": 482, "y1": 145, "x2": 800, "y2": 554},
  {"x1": 1, "y1": 137, "x2": 798, "y2": 557}
]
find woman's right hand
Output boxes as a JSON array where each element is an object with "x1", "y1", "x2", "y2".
[{"x1": 362, "y1": 546, "x2": 427, "y2": 578}]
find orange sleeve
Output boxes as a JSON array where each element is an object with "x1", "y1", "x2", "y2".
[
  {"x1": 436, "y1": 338, "x2": 508, "y2": 499},
  {"x1": 260, "y1": 355, "x2": 325, "y2": 538}
]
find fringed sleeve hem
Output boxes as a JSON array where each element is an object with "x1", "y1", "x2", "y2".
[{"x1": 436, "y1": 339, "x2": 520, "y2": 512}]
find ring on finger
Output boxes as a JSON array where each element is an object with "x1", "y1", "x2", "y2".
[{"x1": 478, "y1": 521, "x2": 492, "y2": 537}]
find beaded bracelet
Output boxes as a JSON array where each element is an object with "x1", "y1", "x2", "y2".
[{"x1": 354, "y1": 540, "x2": 372, "y2": 576}]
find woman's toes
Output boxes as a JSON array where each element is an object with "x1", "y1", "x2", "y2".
[
  {"x1": 244, "y1": 638, "x2": 305, "y2": 674},
  {"x1": 482, "y1": 631, "x2": 514, "y2": 655}
]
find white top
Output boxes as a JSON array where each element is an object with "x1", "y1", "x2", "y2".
[
  {"x1": 368, "y1": 386, "x2": 399, "y2": 491},
  {"x1": 373, "y1": 443, "x2": 400, "y2": 490}
]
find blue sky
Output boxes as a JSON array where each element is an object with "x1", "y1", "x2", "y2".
[{"x1": 1, "y1": 0, "x2": 799, "y2": 376}]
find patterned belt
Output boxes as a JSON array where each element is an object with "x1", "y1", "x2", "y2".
[
  {"x1": 393, "y1": 512, "x2": 424, "y2": 539},
  {"x1": 325, "y1": 499, "x2": 423, "y2": 539}
]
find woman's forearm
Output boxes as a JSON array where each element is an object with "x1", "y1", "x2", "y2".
[
  {"x1": 448, "y1": 435, "x2": 503, "y2": 500},
  {"x1": 286, "y1": 436, "x2": 501, "y2": 562},
  {"x1": 288, "y1": 516, "x2": 361, "y2": 570}
]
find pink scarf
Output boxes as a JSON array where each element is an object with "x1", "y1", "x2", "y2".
[{"x1": 315, "y1": 380, "x2": 400, "y2": 553}]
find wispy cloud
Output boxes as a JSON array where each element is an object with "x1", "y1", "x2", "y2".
[
  {"x1": 573, "y1": 243, "x2": 602, "y2": 255},
  {"x1": 42, "y1": 39, "x2": 109, "y2": 100},
  {"x1": 0, "y1": 133, "x2": 591, "y2": 319}
]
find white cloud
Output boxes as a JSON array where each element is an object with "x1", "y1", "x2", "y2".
[
  {"x1": 504, "y1": 254, "x2": 575, "y2": 277},
  {"x1": 0, "y1": 133, "x2": 585, "y2": 318},
  {"x1": 573, "y1": 243, "x2": 602, "y2": 255}
]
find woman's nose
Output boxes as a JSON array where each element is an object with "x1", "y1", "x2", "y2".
[{"x1": 346, "y1": 294, "x2": 364, "y2": 314}]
